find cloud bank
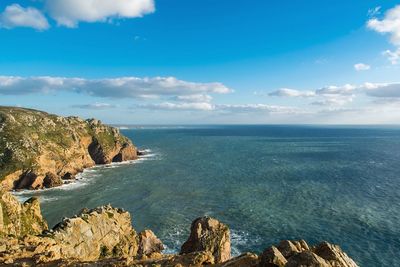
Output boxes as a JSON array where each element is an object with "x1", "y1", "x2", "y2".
[
  {"x1": 0, "y1": 76, "x2": 231, "y2": 100},
  {"x1": 268, "y1": 82, "x2": 400, "y2": 107}
]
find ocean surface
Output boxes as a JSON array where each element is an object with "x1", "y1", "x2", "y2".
[{"x1": 14, "y1": 125, "x2": 400, "y2": 266}]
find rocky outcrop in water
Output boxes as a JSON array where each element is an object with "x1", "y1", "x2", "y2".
[
  {"x1": 0, "y1": 191, "x2": 359, "y2": 267},
  {"x1": 0, "y1": 106, "x2": 138, "y2": 190},
  {"x1": 181, "y1": 216, "x2": 231, "y2": 263}
]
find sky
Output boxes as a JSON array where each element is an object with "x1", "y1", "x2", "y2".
[{"x1": 0, "y1": 0, "x2": 400, "y2": 124}]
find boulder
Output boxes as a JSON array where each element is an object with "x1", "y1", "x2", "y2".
[
  {"x1": 260, "y1": 246, "x2": 287, "y2": 267},
  {"x1": 313, "y1": 242, "x2": 359, "y2": 267},
  {"x1": 180, "y1": 216, "x2": 231, "y2": 263},
  {"x1": 277, "y1": 240, "x2": 301, "y2": 258},
  {"x1": 43, "y1": 172, "x2": 63, "y2": 188},
  {"x1": 137, "y1": 229, "x2": 164, "y2": 258},
  {"x1": 217, "y1": 252, "x2": 259, "y2": 267},
  {"x1": 285, "y1": 251, "x2": 330, "y2": 267},
  {"x1": 113, "y1": 143, "x2": 138, "y2": 162},
  {"x1": 50, "y1": 205, "x2": 138, "y2": 261}
]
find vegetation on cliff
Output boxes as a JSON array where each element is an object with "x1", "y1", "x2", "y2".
[{"x1": 0, "y1": 106, "x2": 138, "y2": 190}]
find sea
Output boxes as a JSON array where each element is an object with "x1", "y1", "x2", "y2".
[{"x1": 14, "y1": 125, "x2": 400, "y2": 267}]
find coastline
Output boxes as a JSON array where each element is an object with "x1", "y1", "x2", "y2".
[{"x1": 12, "y1": 149, "x2": 157, "y2": 201}]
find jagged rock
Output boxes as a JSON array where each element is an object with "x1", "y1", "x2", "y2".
[
  {"x1": 153, "y1": 251, "x2": 215, "y2": 267},
  {"x1": 285, "y1": 251, "x2": 330, "y2": 267},
  {"x1": 113, "y1": 143, "x2": 138, "y2": 162},
  {"x1": 50, "y1": 205, "x2": 138, "y2": 261},
  {"x1": 277, "y1": 240, "x2": 301, "y2": 258},
  {"x1": 43, "y1": 172, "x2": 63, "y2": 188},
  {"x1": 260, "y1": 246, "x2": 287, "y2": 267},
  {"x1": 216, "y1": 252, "x2": 259, "y2": 267},
  {"x1": 0, "y1": 190, "x2": 48, "y2": 237},
  {"x1": 313, "y1": 242, "x2": 358, "y2": 267},
  {"x1": 0, "y1": 191, "x2": 359, "y2": 267},
  {"x1": 180, "y1": 216, "x2": 231, "y2": 263},
  {"x1": 0, "y1": 106, "x2": 138, "y2": 190},
  {"x1": 137, "y1": 230, "x2": 164, "y2": 258}
]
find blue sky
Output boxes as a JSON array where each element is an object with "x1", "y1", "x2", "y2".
[{"x1": 1, "y1": 0, "x2": 400, "y2": 124}]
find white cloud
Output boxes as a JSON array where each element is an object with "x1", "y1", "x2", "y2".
[
  {"x1": 216, "y1": 104, "x2": 300, "y2": 114},
  {"x1": 267, "y1": 82, "x2": 400, "y2": 110},
  {"x1": 173, "y1": 94, "x2": 213, "y2": 103},
  {"x1": 138, "y1": 102, "x2": 300, "y2": 114},
  {"x1": 0, "y1": 76, "x2": 231, "y2": 98},
  {"x1": 310, "y1": 96, "x2": 353, "y2": 107},
  {"x1": 383, "y1": 48, "x2": 400, "y2": 65},
  {"x1": 368, "y1": 5, "x2": 400, "y2": 64},
  {"x1": 354, "y1": 63, "x2": 371, "y2": 71},
  {"x1": 364, "y1": 82, "x2": 400, "y2": 97},
  {"x1": 71, "y1": 103, "x2": 117, "y2": 109},
  {"x1": 315, "y1": 84, "x2": 357, "y2": 96},
  {"x1": 0, "y1": 4, "x2": 49, "y2": 30},
  {"x1": 268, "y1": 88, "x2": 315, "y2": 97},
  {"x1": 139, "y1": 102, "x2": 214, "y2": 111},
  {"x1": 367, "y1": 5, "x2": 400, "y2": 46},
  {"x1": 45, "y1": 0, "x2": 155, "y2": 27}
]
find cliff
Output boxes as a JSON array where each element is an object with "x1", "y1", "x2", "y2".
[
  {"x1": 0, "y1": 106, "x2": 138, "y2": 190},
  {"x1": 0, "y1": 191, "x2": 359, "y2": 267}
]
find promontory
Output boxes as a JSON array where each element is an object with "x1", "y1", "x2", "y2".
[{"x1": 0, "y1": 106, "x2": 138, "y2": 190}]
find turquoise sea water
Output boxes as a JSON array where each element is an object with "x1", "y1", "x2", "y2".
[{"x1": 15, "y1": 125, "x2": 400, "y2": 266}]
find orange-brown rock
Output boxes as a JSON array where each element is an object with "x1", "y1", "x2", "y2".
[
  {"x1": 181, "y1": 216, "x2": 231, "y2": 263},
  {"x1": 0, "y1": 106, "x2": 138, "y2": 190},
  {"x1": 137, "y1": 229, "x2": 164, "y2": 258}
]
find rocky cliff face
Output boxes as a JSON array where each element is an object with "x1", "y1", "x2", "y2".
[
  {"x1": 0, "y1": 191, "x2": 360, "y2": 267},
  {"x1": 0, "y1": 190, "x2": 48, "y2": 237},
  {"x1": 0, "y1": 106, "x2": 138, "y2": 190}
]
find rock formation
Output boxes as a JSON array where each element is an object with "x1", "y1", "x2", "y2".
[
  {"x1": 0, "y1": 189, "x2": 48, "y2": 237},
  {"x1": 138, "y1": 229, "x2": 164, "y2": 258},
  {"x1": 181, "y1": 216, "x2": 231, "y2": 263},
  {"x1": 0, "y1": 106, "x2": 138, "y2": 190},
  {"x1": 0, "y1": 187, "x2": 359, "y2": 266},
  {"x1": 260, "y1": 240, "x2": 359, "y2": 267}
]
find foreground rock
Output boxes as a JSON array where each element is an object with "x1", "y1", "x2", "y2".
[
  {"x1": 260, "y1": 239, "x2": 358, "y2": 267},
  {"x1": 0, "y1": 191, "x2": 359, "y2": 266},
  {"x1": 181, "y1": 216, "x2": 231, "y2": 263},
  {"x1": 0, "y1": 106, "x2": 138, "y2": 190},
  {"x1": 50, "y1": 205, "x2": 139, "y2": 261},
  {"x1": 0, "y1": 190, "x2": 48, "y2": 237}
]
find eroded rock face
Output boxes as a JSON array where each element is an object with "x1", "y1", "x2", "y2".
[
  {"x1": 51, "y1": 205, "x2": 138, "y2": 261},
  {"x1": 113, "y1": 143, "x2": 138, "y2": 162},
  {"x1": 0, "y1": 106, "x2": 138, "y2": 190},
  {"x1": 137, "y1": 230, "x2": 164, "y2": 258},
  {"x1": 285, "y1": 251, "x2": 330, "y2": 267},
  {"x1": 180, "y1": 216, "x2": 231, "y2": 263},
  {"x1": 260, "y1": 240, "x2": 359, "y2": 267},
  {"x1": 313, "y1": 242, "x2": 359, "y2": 267},
  {"x1": 0, "y1": 190, "x2": 48, "y2": 237},
  {"x1": 260, "y1": 246, "x2": 287, "y2": 267},
  {"x1": 216, "y1": 252, "x2": 260, "y2": 267}
]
